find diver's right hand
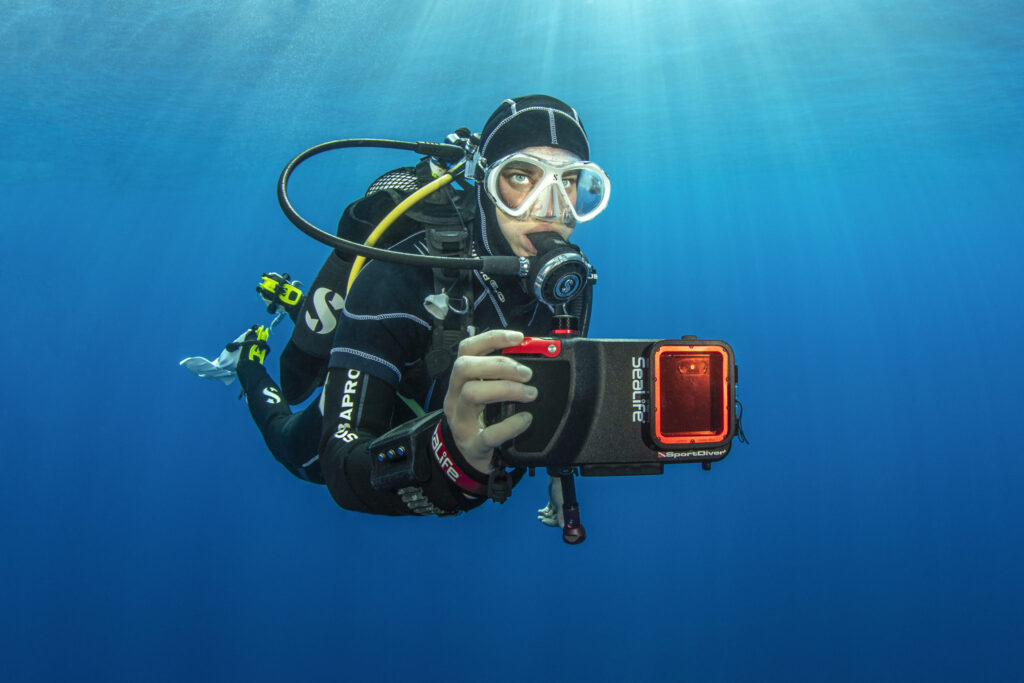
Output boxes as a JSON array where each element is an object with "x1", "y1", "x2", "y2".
[{"x1": 443, "y1": 330, "x2": 537, "y2": 474}]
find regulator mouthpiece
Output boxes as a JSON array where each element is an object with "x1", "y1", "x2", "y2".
[{"x1": 526, "y1": 232, "x2": 592, "y2": 307}]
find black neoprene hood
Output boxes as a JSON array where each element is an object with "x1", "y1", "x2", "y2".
[
  {"x1": 475, "y1": 94, "x2": 593, "y2": 259},
  {"x1": 479, "y1": 94, "x2": 591, "y2": 163}
]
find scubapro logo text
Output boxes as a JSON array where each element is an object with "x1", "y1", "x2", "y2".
[{"x1": 332, "y1": 369, "x2": 361, "y2": 443}]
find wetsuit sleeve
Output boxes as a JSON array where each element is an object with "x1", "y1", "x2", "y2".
[
  {"x1": 237, "y1": 362, "x2": 325, "y2": 484},
  {"x1": 318, "y1": 364, "x2": 490, "y2": 516}
]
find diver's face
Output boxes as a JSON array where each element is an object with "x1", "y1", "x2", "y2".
[{"x1": 494, "y1": 146, "x2": 576, "y2": 257}]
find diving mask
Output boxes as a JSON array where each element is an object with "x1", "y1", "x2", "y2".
[{"x1": 483, "y1": 149, "x2": 610, "y2": 224}]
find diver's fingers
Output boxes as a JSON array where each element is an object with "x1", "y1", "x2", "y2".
[
  {"x1": 451, "y1": 354, "x2": 533, "y2": 385},
  {"x1": 537, "y1": 502, "x2": 559, "y2": 527},
  {"x1": 457, "y1": 329, "x2": 525, "y2": 358},
  {"x1": 446, "y1": 355, "x2": 533, "y2": 414},
  {"x1": 443, "y1": 330, "x2": 531, "y2": 464},
  {"x1": 479, "y1": 411, "x2": 533, "y2": 449},
  {"x1": 457, "y1": 379, "x2": 537, "y2": 414}
]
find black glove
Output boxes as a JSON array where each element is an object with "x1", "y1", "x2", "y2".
[{"x1": 229, "y1": 325, "x2": 270, "y2": 369}]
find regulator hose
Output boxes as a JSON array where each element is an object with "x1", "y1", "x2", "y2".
[{"x1": 277, "y1": 138, "x2": 523, "y2": 276}]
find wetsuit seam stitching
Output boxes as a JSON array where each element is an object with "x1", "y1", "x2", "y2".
[{"x1": 329, "y1": 347, "x2": 402, "y2": 382}]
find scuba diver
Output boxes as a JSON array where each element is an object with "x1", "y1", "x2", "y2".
[{"x1": 199, "y1": 95, "x2": 610, "y2": 521}]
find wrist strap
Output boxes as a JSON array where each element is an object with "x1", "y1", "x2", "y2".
[{"x1": 432, "y1": 421, "x2": 488, "y2": 497}]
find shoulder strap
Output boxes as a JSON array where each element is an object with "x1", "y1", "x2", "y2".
[{"x1": 421, "y1": 177, "x2": 476, "y2": 379}]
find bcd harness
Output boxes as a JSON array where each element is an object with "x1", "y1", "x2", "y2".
[
  {"x1": 364, "y1": 157, "x2": 479, "y2": 382},
  {"x1": 357, "y1": 159, "x2": 533, "y2": 508}
]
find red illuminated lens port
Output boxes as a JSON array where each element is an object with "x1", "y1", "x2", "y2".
[{"x1": 653, "y1": 345, "x2": 729, "y2": 445}]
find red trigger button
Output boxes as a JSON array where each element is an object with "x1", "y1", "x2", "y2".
[{"x1": 502, "y1": 337, "x2": 562, "y2": 358}]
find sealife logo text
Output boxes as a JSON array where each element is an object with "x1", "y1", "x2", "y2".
[{"x1": 631, "y1": 356, "x2": 648, "y2": 423}]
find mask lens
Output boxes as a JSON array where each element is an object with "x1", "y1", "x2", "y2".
[
  {"x1": 569, "y1": 168, "x2": 607, "y2": 220},
  {"x1": 487, "y1": 154, "x2": 610, "y2": 222}
]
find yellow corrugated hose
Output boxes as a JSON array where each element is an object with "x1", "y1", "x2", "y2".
[{"x1": 346, "y1": 172, "x2": 455, "y2": 295}]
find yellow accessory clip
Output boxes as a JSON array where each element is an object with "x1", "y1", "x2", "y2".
[
  {"x1": 279, "y1": 283, "x2": 302, "y2": 307},
  {"x1": 259, "y1": 275, "x2": 303, "y2": 307},
  {"x1": 247, "y1": 325, "x2": 270, "y2": 364},
  {"x1": 258, "y1": 274, "x2": 279, "y2": 293}
]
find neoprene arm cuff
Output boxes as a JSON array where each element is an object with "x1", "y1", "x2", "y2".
[
  {"x1": 318, "y1": 366, "x2": 488, "y2": 516},
  {"x1": 366, "y1": 410, "x2": 489, "y2": 500}
]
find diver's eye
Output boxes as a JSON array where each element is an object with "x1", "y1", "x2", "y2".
[{"x1": 501, "y1": 162, "x2": 542, "y2": 189}]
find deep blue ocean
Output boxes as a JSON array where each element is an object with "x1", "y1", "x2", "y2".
[{"x1": 3, "y1": 1, "x2": 1022, "y2": 681}]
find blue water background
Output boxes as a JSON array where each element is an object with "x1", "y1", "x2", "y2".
[{"x1": 3, "y1": 1, "x2": 1023, "y2": 680}]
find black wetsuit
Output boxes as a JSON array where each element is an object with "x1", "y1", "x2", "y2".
[
  {"x1": 238, "y1": 93, "x2": 603, "y2": 516},
  {"x1": 238, "y1": 199, "x2": 562, "y2": 515}
]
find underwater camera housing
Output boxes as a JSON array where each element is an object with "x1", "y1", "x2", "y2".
[{"x1": 485, "y1": 336, "x2": 739, "y2": 474}]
